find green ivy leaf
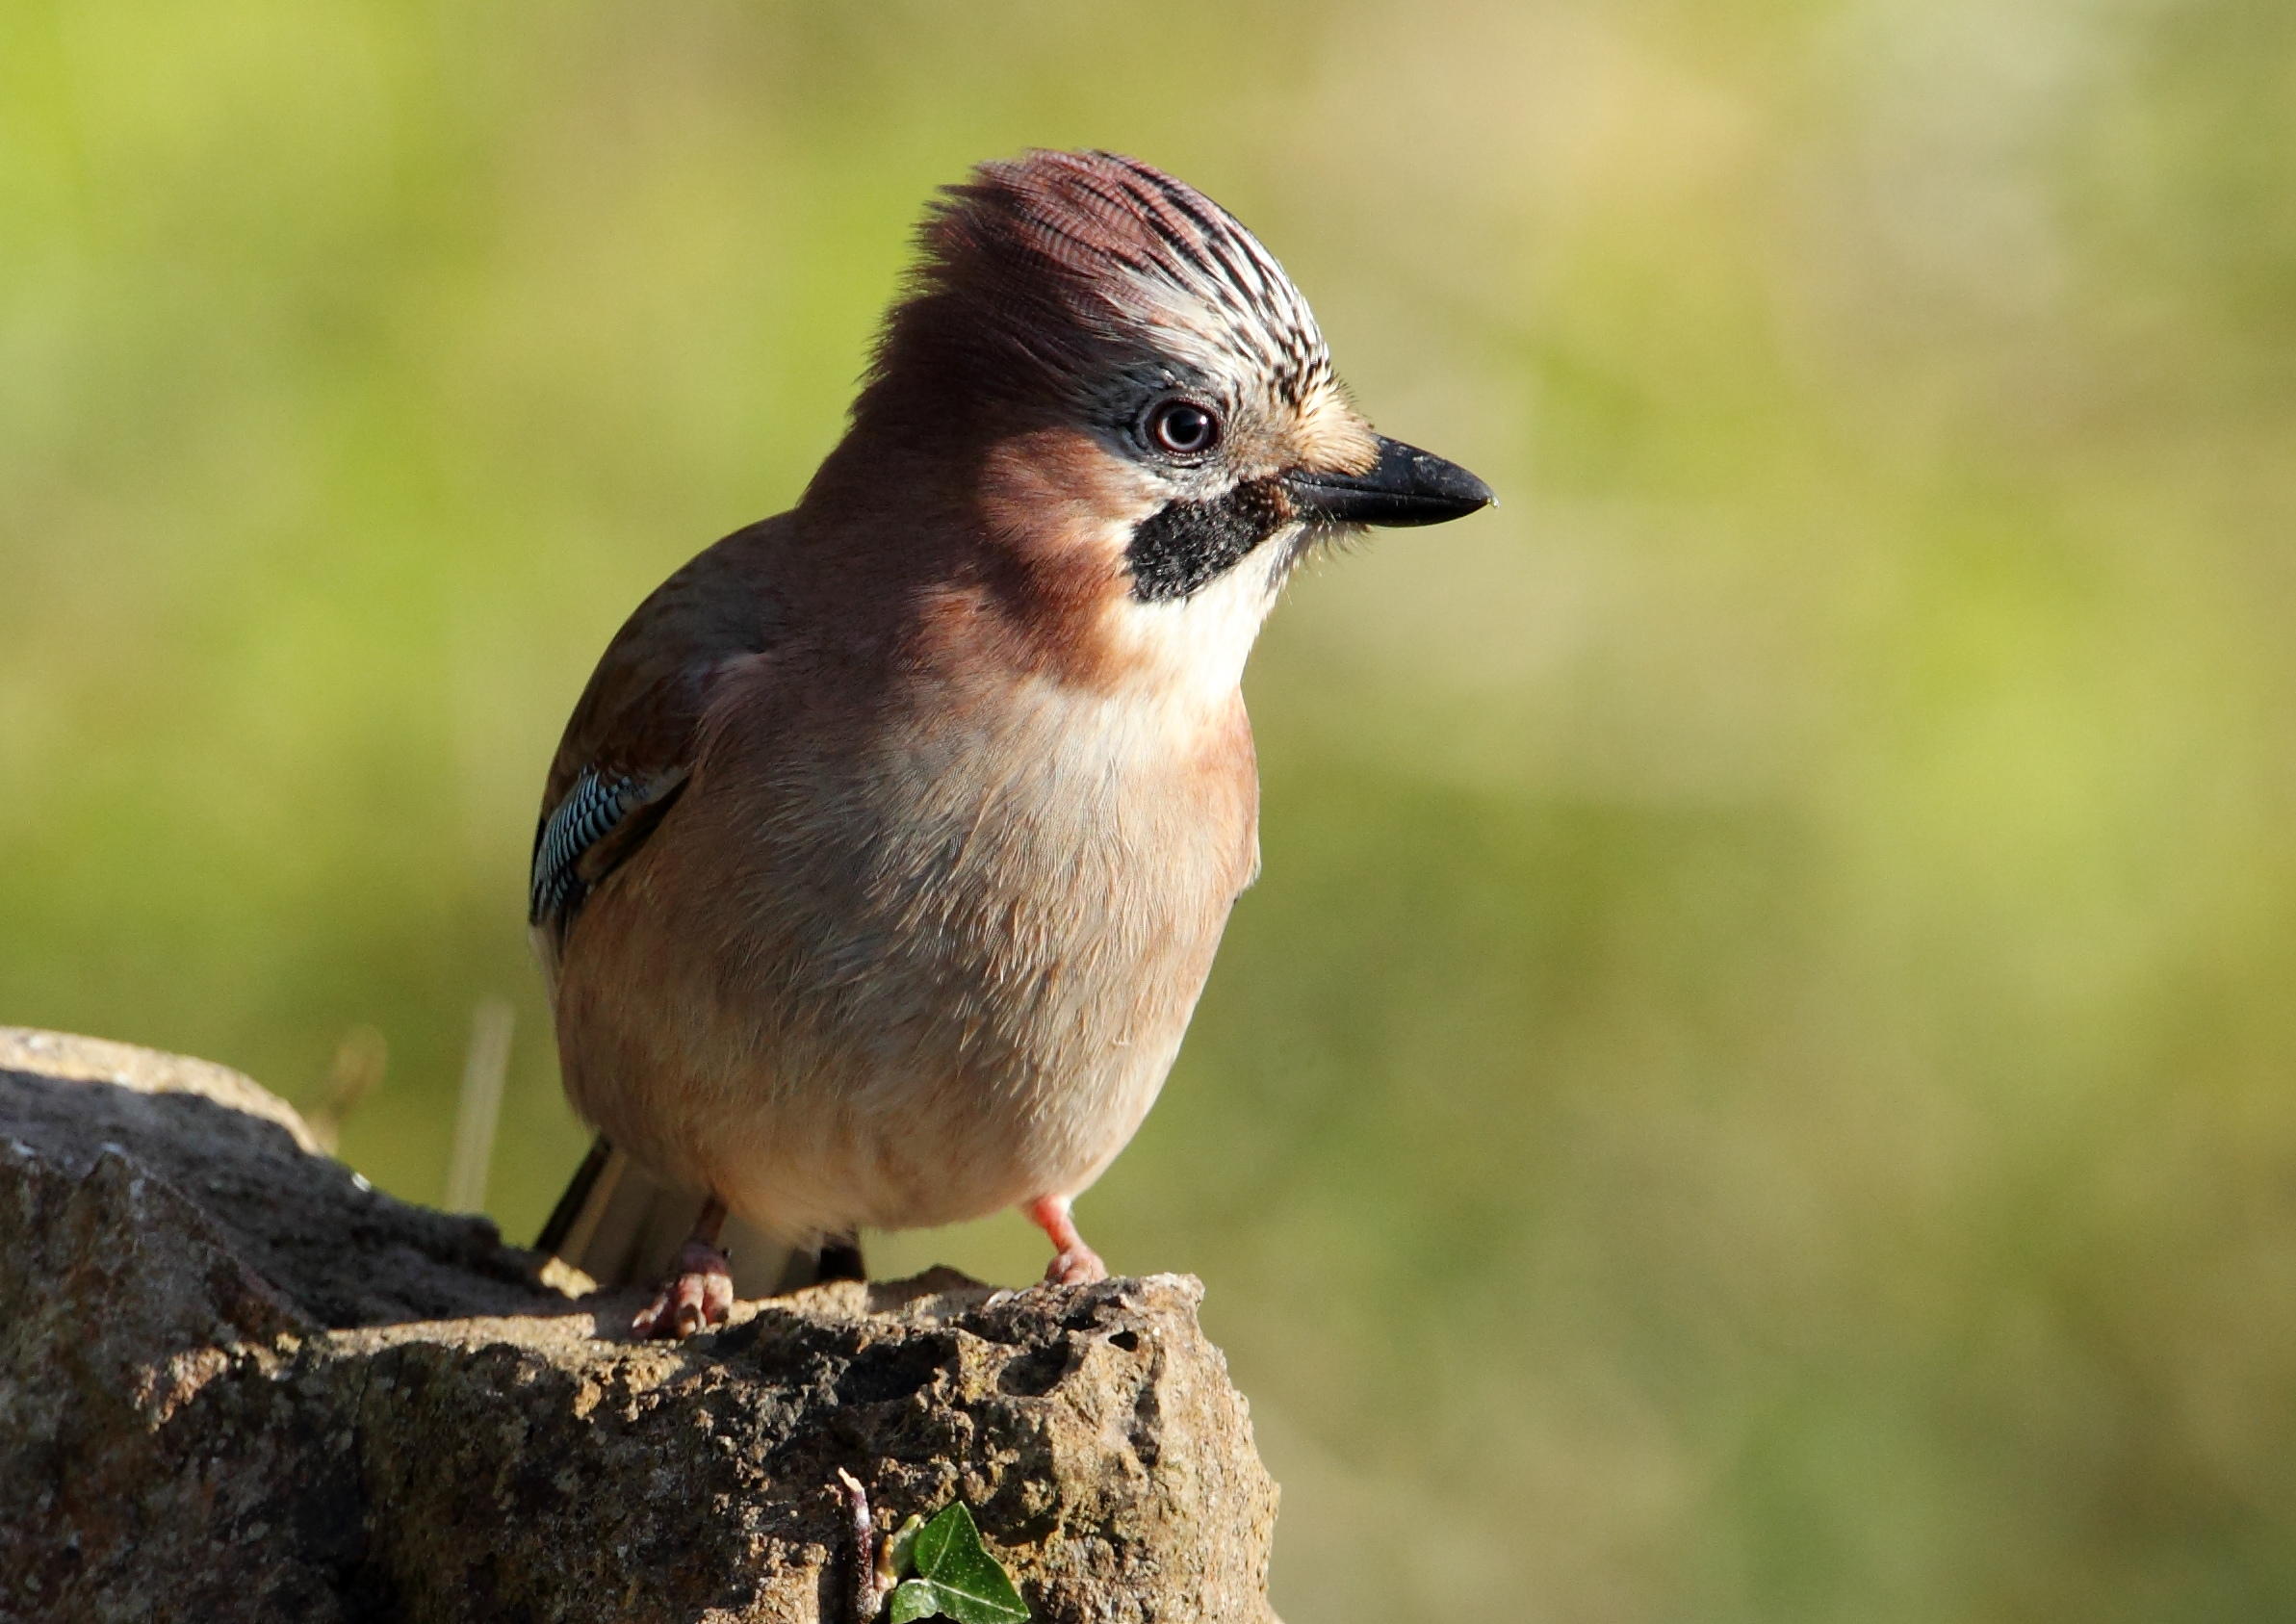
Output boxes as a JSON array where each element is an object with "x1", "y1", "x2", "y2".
[{"x1": 881, "y1": 1503, "x2": 1028, "y2": 1624}]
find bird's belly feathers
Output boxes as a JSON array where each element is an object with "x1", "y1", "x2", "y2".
[{"x1": 555, "y1": 680, "x2": 1258, "y2": 1239}]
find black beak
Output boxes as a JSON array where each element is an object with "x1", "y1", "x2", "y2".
[{"x1": 1284, "y1": 435, "x2": 1494, "y2": 528}]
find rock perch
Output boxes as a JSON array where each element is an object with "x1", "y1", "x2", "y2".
[{"x1": 0, "y1": 1029, "x2": 1279, "y2": 1623}]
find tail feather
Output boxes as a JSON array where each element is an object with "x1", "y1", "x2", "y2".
[
  {"x1": 535, "y1": 1135, "x2": 614, "y2": 1256},
  {"x1": 537, "y1": 1134, "x2": 838, "y2": 1298}
]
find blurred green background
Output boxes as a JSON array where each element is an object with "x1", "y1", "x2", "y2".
[{"x1": 7, "y1": 0, "x2": 2295, "y2": 1618}]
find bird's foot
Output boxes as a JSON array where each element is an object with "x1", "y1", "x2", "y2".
[
  {"x1": 1023, "y1": 1194, "x2": 1108, "y2": 1288},
  {"x1": 630, "y1": 1239, "x2": 735, "y2": 1338},
  {"x1": 1042, "y1": 1244, "x2": 1108, "y2": 1287}
]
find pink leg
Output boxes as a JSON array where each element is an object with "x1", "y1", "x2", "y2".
[
  {"x1": 1023, "y1": 1195, "x2": 1108, "y2": 1287},
  {"x1": 631, "y1": 1199, "x2": 736, "y2": 1338}
]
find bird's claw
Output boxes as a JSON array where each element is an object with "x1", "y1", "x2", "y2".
[
  {"x1": 1022, "y1": 1195, "x2": 1108, "y2": 1289},
  {"x1": 631, "y1": 1239, "x2": 735, "y2": 1338},
  {"x1": 1041, "y1": 1245, "x2": 1108, "y2": 1288}
]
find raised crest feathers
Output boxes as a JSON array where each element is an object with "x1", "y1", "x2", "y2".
[{"x1": 872, "y1": 149, "x2": 1334, "y2": 413}]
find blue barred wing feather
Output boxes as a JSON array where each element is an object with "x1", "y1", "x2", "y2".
[{"x1": 529, "y1": 766, "x2": 688, "y2": 935}]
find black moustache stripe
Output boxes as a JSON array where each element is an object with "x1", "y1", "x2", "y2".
[{"x1": 1125, "y1": 479, "x2": 1292, "y2": 604}]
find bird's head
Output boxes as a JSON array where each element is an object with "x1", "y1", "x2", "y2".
[{"x1": 814, "y1": 149, "x2": 1492, "y2": 695}]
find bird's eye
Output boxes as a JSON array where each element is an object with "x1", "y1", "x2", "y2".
[{"x1": 1148, "y1": 400, "x2": 1222, "y2": 458}]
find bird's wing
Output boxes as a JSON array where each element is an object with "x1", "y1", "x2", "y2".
[
  {"x1": 529, "y1": 520, "x2": 810, "y2": 1291},
  {"x1": 530, "y1": 765, "x2": 686, "y2": 934},
  {"x1": 529, "y1": 524, "x2": 786, "y2": 953}
]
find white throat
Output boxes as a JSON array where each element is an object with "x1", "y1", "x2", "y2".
[{"x1": 1102, "y1": 529, "x2": 1295, "y2": 709}]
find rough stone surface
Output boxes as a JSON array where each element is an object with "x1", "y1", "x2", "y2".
[{"x1": 0, "y1": 1029, "x2": 1279, "y2": 1623}]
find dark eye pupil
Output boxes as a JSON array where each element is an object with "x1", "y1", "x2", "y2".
[{"x1": 1154, "y1": 402, "x2": 1217, "y2": 454}]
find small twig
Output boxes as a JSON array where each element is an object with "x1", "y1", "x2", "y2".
[
  {"x1": 307, "y1": 1025, "x2": 387, "y2": 1154},
  {"x1": 836, "y1": 1467, "x2": 895, "y2": 1623},
  {"x1": 444, "y1": 997, "x2": 513, "y2": 1212}
]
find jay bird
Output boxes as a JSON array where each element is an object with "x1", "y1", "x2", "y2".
[{"x1": 529, "y1": 149, "x2": 1491, "y2": 1336}]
